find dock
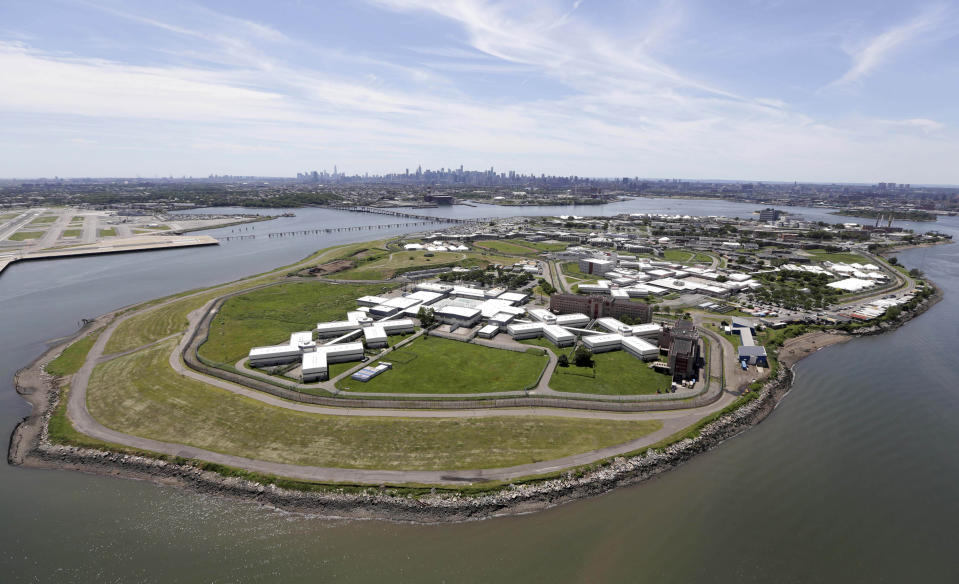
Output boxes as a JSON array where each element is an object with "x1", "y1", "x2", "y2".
[{"x1": 0, "y1": 235, "x2": 219, "y2": 276}]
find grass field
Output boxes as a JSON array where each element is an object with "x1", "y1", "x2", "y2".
[
  {"x1": 335, "y1": 250, "x2": 466, "y2": 280},
  {"x1": 0, "y1": 212, "x2": 20, "y2": 220},
  {"x1": 805, "y1": 249, "x2": 868, "y2": 264},
  {"x1": 475, "y1": 239, "x2": 539, "y2": 255},
  {"x1": 62, "y1": 229, "x2": 82, "y2": 238},
  {"x1": 46, "y1": 332, "x2": 101, "y2": 377},
  {"x1": 28, "y1": 215, "x2": 58, "y2": 226},
  {"x1": 70, "y1": 215, "x2": 85, "y2": 222},
  {"x1": 663, "y1": 249, "x2": 714, "y2": 264},
  {"x1": 9, "y1": 231, "x2": 44, "y2": 241},
  {"x1": 336, "y1": 336, "x2": 545, "y2": 394},
  {"x1": 87, "y1": 341, "x2": 661, "y2": 470},
  {"x1": 549, "y1": 350, "x2": 672, "y2": 395},
  {"x1": 99, "y1": 228, "x2": 117, "y2": 237},
  {"x1": 104, "y1": 244, "x2": 385, "y2": 355},
  {"x1": 199, "y1": 281, "x2": 395, "y2": 364},
  {"x1": 516, "y1": 239, "x2": 568, "y2": 252}
]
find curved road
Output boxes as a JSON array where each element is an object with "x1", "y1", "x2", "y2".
[{"x1": 65, "y1": 246, "x2": 742, "y2": 485}]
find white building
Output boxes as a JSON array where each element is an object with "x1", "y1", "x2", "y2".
[
  {"x1": 507, "y1": 322, "x2": 543, "y2": 340},
  {"x1": 582, "y1": 333, "x2": 624, "y2": 353},
  {"x1": 248, "y1": 344, "x2": 302, "y2": 367},
  {"x1": 621, "y1": 336, "x2": 658, "y2": 361},
  {"x1": 578, "y1": 258, "x2": 615, "y2": 276},
  {"x1": 477, "y1": 324, "x2": 500, "y2": 339},
  {"x1": 435, "y1": 305, "x2": 482, "y2": 327},
  {"x1": 543, "y1": 324, "x2": 575, "y2": 347}
]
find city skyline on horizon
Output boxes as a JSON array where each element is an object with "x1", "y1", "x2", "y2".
[{"x1": 3, "y1": 1, "x2": 959, "y2": 183}]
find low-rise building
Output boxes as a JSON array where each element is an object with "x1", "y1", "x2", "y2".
[{"x1": 435, "y1": 305, "x2": 482, "y2": 327}]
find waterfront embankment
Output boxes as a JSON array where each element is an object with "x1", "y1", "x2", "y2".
[{"x1": 8, "y1": 273, "x2": 941, "y2": 522}]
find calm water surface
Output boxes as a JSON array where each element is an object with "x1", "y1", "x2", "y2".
[{"x1": 2, "y1": 201, "x2": 956, "y2": 583}]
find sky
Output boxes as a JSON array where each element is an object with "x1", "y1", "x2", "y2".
[{"x1": 2, "y1": 0, "x2": 959, "y2": 183}]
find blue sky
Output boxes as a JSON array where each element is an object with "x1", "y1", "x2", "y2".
[{"x1": 2, "y1": 0, "x2": 958, "y2": 183}]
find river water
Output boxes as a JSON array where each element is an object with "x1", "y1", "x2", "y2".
[{"x1": 2, "y1": 200, "x2": 956, "y2": 582}]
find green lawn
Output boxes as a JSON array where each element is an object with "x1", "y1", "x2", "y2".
[
  {"x1": 9, "y1": 231, "x2": 44, "y2": 241},
  {"x1": 475, "y1": 240, "x2": 539, "y2": 255},
  {"x1": 46, "y1": 332, "x2": 101, "y2": 377},
  {"x1": 99, "y1": 228, "x2": 117, "y2": 237},
  {"x1": 549, "y1": 350, "x2": 672, "y2": 395},
  {"x1": 561, "y1": 262, "x2": 602, "y2": 283},
  {"x1": 663, "y1": 249, "x2": 714, "y2": 265},
  {"x1": 476, "y1": 239, "x2": 565, "y2": 255},
  {"x1": 70, "y1": 215, "x2": 85, "y2": 222},
  {"x1": 510, "y1": 239, "x2": 568, "y2": 252},
  {"x1": 198, "y1": 281, "x2": 396, "y2": 365},
  {"x1": 518, "y1": 337, "x2": 560, "y2": 351},
  {"x1": 805, "y1": 249, "x2": 868, "y2": 264},
  {"x1": 87, "y1": 340, "x2": 661, "y2": 470},
  {"x1": 336, "y1": 250, "x2": 465, "y2": 280},
  {"x1": 0, "y1": 212, "x2": 21, "y2": 220},
  {"x1": 62, "y1": 229, "x2": 82, "y2": 238},
  {"x1": 336, "y1": 336, "x2": 545, "y2": 394}
]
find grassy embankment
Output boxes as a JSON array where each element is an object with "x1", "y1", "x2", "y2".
[
  {"x1": 335, "y1": 336, "x2": 545, "y2": 394},
  {"x1": 46, "y1": 332, "x2": 102, "y2": 377},
  {"x1": 86, "y1": 340, "x2": 662, "y2": 470},
  {"x1": 9, "y1": 231, "x2": 44, "y2": 241},
  {"x1": 549, "y1": 350, "x2": 672, "y2": 395},
  {"x1": 336, "y1": 249, "x2": 470, "y2": 280}
]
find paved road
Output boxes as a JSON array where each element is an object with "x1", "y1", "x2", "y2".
[
  {"x1": 81, "y1": 214, "x2": 98, "y2": 244},
  {"x1": 64, "y1": 245, "x2": 743, "y2": 485}
]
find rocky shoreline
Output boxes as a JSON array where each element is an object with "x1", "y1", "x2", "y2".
[{"x1": 8, "y1": 278, "x2": 942, "y2": 524}]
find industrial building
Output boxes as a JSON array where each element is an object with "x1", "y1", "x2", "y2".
[
  {"x1": 550, "y1": 293, "x2": 652, "y2": 323},
  {"x1": 435, "y1": 305, "x2": 482, "y2": 327},
  {"x1": 578, "y1": 257, "x2": 615, "y2": 276},
  {"x1": 662, "y1": 319, "x2": 700, "y2": 381}
]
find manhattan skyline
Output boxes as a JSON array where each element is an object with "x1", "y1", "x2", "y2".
[{"x1": 2, "y1": 0, "x2": 959, "y2": 182}]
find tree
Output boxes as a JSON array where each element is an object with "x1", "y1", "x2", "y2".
[
  {"x1": 557, "y1": 354, "x2": 569, "y2": 367},
  {"x1": 888, "y1": 257, "x2": 898, "y2": 265},
  {"x1": 417, "y1": 306, "x2": 436, "y2": 328},
  {"x1": 573, "y1": 346, "x2": 593, "y2": 367}
]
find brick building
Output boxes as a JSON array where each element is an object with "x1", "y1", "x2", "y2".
[
  {"x1": 549, "y1": 294, "x2": 652, "y2": 323},
  {"x1": 661, "y1": 319, "x2": 701, "y2": 381}
]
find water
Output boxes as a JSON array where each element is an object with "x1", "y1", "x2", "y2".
[{"x1": 2, "y1": 200, "x2": 956, "y2": 582}]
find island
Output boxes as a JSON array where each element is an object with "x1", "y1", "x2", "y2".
[{"x1": 10, "y1": 211, "x2": 948, "y2": 522}]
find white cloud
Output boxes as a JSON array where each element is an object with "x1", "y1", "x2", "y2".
[
  {"x1": 830, "y1": 5, "x2": 948, "y2": 87},
  {"x1": 0, "y1": 1, "x2": 958, "y2": 183}
]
